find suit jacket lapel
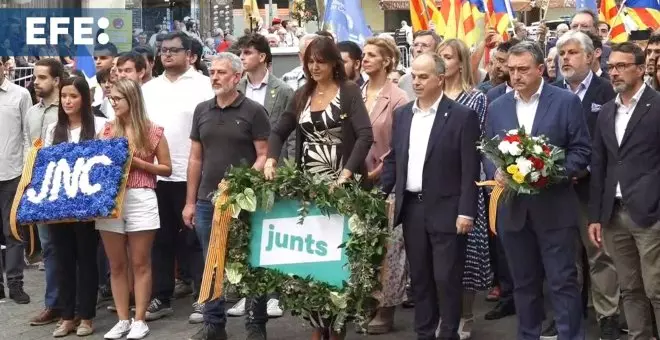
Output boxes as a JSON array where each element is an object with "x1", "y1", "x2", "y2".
[
  {"x1": 264, "y1": 74, "x2": 279, "y2": 115},
  {"x1": 505, "y1": 95, "x2": 521, "y2": 130},
  {"x1": 620, "y1": 87, "x2": 654, "y2": 147},
  {"x1": 582, "y1": 77, "x2": 599, "y2": 112},
  {"x1": 400, "y1": 107, "x2": 413, "y2": 179},
  {"x1": 424, "y1": 96, "x2": 451, "y2": 162},
  {"x1": 369, "y1": 83, "x2": 392, "y2": 123},
  {"x1": 531, "y1": 84, "x2": 552, "y2": 135}
]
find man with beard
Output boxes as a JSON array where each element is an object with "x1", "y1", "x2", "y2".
[
  {"x1": 183, "y1": 53, "x2": 270, "y2": 340},
  {"x1": 337, "y1": 40, "x2": 365, "y2": 86},
  {"x1": 589, "y1": 42, "x2": 660, "y2": 340},
  {"x1": 552, "y1": 30, "x2": 619, "y2": 340},
  {"x1": 25, "y1": 58, "x2": 65, "y2": 325},
  {"x1": 486, "y1": 39, "x2": 520, "y2": 104},
  {"x1": 142, "y1": 31, "x2": 214, "y2": 325}
]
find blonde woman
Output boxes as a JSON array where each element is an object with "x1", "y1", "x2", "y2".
[
  {"x1": 360, "y1": 37, "x2": 409, "y2": 334},
  {"x1": 436, "y1": 39, "x2": 489, "y2": 340},
  {"x1": 96, "y1": 79, "x2": 172, "y2": 340}
]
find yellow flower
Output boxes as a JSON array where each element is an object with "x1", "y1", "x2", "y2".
[
  {"x1": 512, "y1": 172, "x2": 526, "y2": 184},
  {"x1": 506, "y1": 164, "x2": 519, "y2": 175}
]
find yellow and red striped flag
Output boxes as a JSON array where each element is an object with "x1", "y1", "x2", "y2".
[
  {"x1": 599, "y1": 0, "x2": 628, "y2": 43},
  {"x1": 625, "y1": 0, "x2": 660, "y2": 29}
]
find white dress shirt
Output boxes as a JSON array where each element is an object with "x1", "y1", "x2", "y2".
[
  {"x1": 614, "y1": 83, "x2": 646, "y2": 198},
  {"x1": 514, "y1": 79, "x2": 544, "y2": 134},
  {"x1": 142, "y1": 66, "x2": 215, "y2": 182},
  {"x1": 406, "y1": 94, "x2": 443, "y2": 192},
  {"x1": 245, "y1": 70, "x2": 269, "y2": 106},
  {"x1": 565, "y1": 71, "x2": 593, "y2": 101}
]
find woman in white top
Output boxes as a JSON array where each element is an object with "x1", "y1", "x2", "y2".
[{"x1": 44, "y1": 76, "x2": 106, "y2": 338}]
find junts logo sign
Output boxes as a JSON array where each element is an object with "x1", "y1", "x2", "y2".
[{"x1": 249, "y1": 200, "x2": 350, "y2": 288}]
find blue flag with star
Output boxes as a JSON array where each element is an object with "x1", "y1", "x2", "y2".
[
  {"x1": 575, "y1": 0, "x2": 597, "y2": 11},
  {"x1": 323, "y1": 0, "x2": 372, "y2": 45}
]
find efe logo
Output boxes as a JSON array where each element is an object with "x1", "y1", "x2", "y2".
[{"x1": 26, "y1": 16, "x2": 111, "y2": 45}]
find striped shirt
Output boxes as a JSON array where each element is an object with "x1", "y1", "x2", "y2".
[{"x1": 101, "y1": 122, "x2": 164, "y2": 189}]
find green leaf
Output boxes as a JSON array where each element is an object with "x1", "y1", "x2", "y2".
[{"x1": 237, "y1": 188, "x2": 257, "y2": 212}]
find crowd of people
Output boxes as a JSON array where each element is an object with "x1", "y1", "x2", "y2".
[{"x1": 1, "y1": 7, "x2": 660, "y2": 340}]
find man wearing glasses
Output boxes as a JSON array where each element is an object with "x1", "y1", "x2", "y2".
[
  {"x1": 398, "y1": 30, "x2": 442, "y2": 99},
  {"x1": 589, "y1": 42, "x2": 660, "y2": 340},
  {"x1": 141, "y1": 31, "x2": 214, "y2": 325}
]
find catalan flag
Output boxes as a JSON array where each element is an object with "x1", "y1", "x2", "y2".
[
  {"x1": 625, "y1": 0, "x2": 660, "y2": 29},
  {"x1": 410, "y1": 0, "x2": 445, "y2": 32},
  {"x1": 599, "y1": 0, "x2": 628, "y2": 42},
  {"x1": 485, "y1": 0, "x2": 514, "y2": 40},
  {"x1": 458, "y1": 0, "x2": 486, "y2": 47},
  {"x1": 439, "y1": 0, "x2": 461, "y2": 38}
]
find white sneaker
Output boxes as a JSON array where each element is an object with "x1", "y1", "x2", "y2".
[
  {"x1": 189, "y1": 302, "x2": 204, "y2": 324},
  {"x1": 104, "y1": 320, "x2": 132, "y2": 339},
  {"x1": 127, "y1": 319, "x2": 149, "y2": 339},
  {"x1": 227, "y1": 297, "x2": 246, "y2": 316},
  {"x1": 458, "y1": 317, "x2": 474, "y2": 340},
  {"x1": 266, "y1": 298, "x2": 283, "y2": 317}
]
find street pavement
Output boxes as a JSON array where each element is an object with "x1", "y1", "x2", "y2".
[{"x1": 1, "y1": 268, "x2": 613, "y2": 339}]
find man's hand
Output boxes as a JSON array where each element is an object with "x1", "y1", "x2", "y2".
[
  {"x1": 263, "y1": 158, "x2": 277, "y2": 180},
  {"x1": 588, "y1": 223, "x2": 602, "y2": 248},
  {"x1": 182, "y1": 203, "x2": 196, "y2": 229},
  {"x1": 495, "y1": 168, "x2": 507, "y2": 187},
  {"x1": 456, "y1": 216, "x2": 474, "y2": 235}
]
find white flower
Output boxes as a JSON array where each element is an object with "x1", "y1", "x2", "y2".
[
  {"x1": 515, "y1": 157, "x2": 533, "y2": 176},
  {"x1": 508, "y1": 142, "x2": 522, "y2": 156},
  {"x1": 508, "y1": 129, "x2": 520, "y2": 135},
  {"x1": 530, "y1": 171, "x2": 540, "y2": 182},
  {"x1": 541, "y1": 167, "x2": 549, "y2": 177},
  {"x1": 348, "y1": 214, "x2": 367, "y2": 235},
  {"x1": 533, "y1": 145, "x2": 543, "y2": 155},
  {"x1": 498, "y1": 140, "x2": 511, "y2": 154}
]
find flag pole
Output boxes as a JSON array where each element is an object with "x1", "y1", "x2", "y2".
[{"x1": 607, "y1": 0, "x2": 628, "y2": 38}]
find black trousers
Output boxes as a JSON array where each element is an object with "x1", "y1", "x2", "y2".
[
  {"x1": 152, "y1": 181, "x2": 203, "y2": 303},
  {"x1": 49, "y1": 222, "x2": 99, "y2": 320},
  {"x1": 402, "y1": 195, "x2": 466, "y2": 340}
]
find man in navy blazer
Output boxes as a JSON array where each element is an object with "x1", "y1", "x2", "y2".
[
  {"x1": 551, "y1": 30, "x2": 620, "y2": 339},
  {"x1": 381, "y1": 53, "x2": 480, "y2": 340},
  {"x1": 484, "y1": 42, "x2": 591, "y2": 340}
]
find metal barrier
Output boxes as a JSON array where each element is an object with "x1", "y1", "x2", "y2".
[
  {"x1": 9, "y1": 66, "x2": 35, "y2": 85},
  {"x1": 398, "y1": 45, "x2": 411, "y2": 69}
]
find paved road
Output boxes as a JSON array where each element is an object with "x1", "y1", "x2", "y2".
[{"x1": 1, "y1": 268, "x2": 614, "y2": 339}]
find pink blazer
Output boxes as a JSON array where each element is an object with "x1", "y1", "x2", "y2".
[{"x1": 365, "y1": 80, "x2": 409, "y2": 172}]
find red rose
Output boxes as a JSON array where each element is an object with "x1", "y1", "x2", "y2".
[
  {"x1": 504, "y1": 135, "x2": 521, "y2": 143},
  {"x1": 528, "y1": 156, "x2": 544, "y2": 170},
  {"x1": 534, "y1": 176, "x2": 549, "y2": 188},
  {"x1": 542, "y1": 145, "x2": 551, "y2": 156}
]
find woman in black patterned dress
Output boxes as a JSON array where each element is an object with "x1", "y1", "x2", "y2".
[{"x1": 264, "y1": 36, "x2": 373, "y2": 340}]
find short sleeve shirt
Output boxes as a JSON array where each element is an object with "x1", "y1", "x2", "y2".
[{"x1": 190, "y1": 93, "x2": 270, "y2": 200}]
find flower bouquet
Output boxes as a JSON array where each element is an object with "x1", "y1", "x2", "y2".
[{"x1": 478, "y1": 128, "x2": 566, "y2": 196}]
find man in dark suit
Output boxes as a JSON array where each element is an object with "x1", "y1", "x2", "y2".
[
  {"x1": 484, "y1": 37, "x2": 521, "y2": 322},
  {"x1": 381, "y1": 53, "x2": 481, "y2": 340},
  {"x1": 552, "y1": 30, "x2": 620, "y2": 340},
  {"x1": 589, "y1": 42, "x2": 660, "y2": 340},
  {"x1": 484, "y1": 41, "x2": 591, "y2": 340}
]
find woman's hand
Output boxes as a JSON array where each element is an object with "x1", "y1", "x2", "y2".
[
  {"x1": 335, "y1": 169, "x2": 352, "y2": 186},
  {"x1": 130, "y1": 158, "x2": 144, "y2": 171},
  {"x1": 263, "y1": 158, "x2": 277, "y2": 180}
]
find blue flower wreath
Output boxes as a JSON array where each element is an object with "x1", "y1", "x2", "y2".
[{"x1": 17, "y1": 138, "x2": 131, "y2": 224}]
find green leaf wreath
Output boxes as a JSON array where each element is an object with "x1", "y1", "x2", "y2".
[{"x1": 214, "y1": 160, "x2": 389, "y2": 332}]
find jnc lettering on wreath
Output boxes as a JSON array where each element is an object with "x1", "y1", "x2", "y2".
[
  {"x1": 14, "y1": 138, "x2": 132, "y2": 225},
  {"x1": 249, "y1": 200, "x2": 350, "y2": 288}
]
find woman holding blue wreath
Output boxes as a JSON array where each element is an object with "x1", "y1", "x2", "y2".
[
  {"x1": 44, "y1": 76, "x2": 107, "y2": 338},
  {"x1": 263, "y1": 36, "x2": 374, "y2": 340}
]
